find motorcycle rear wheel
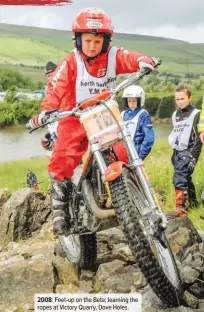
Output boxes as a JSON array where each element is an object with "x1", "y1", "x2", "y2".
[{"x1": 59, "y1": 233, "x2": 97, "y2": 269}]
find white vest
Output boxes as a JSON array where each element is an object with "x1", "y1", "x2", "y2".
[
  {"x1": 121, "y1": 109, "x2": 146, "y2": 139},
  {"x1": 74, "y1": 47, "x2": 117, "y2": 103},
  {"x1": 168, "y1": 109, "x2": 199, "y2": 151}
]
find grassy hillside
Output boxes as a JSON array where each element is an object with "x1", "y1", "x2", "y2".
[
  {"x1": 1, "y1": 23, "x2": 204, "y2": 78},
  {"x1": 0, "y1": 36, "x2": 67, "y2": 66},
  {"x1": 0, "y1": 63, "x2": 44, "y2": 82}
]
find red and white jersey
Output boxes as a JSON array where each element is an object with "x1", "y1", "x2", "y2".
[
  {"x1": 41, "y1": 46, "x2": 145, "y2": 112},
  {"x1": 74, "y1": 47, "x2": 117, "y2": 103}
]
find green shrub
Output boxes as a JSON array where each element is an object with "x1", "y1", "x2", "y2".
[
  {"x1": 158, "y1": 96, "x2": 175, "y2": 118},
  {"x1": 0, "y1": 99, "x2": 41, "y2": 126},
  {"x1": 144, "y1": 97, "x2": 160, "y2": 116}
]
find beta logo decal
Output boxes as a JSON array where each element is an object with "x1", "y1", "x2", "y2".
[
  {"x1": 97, "y1": 68, "x2": 106, "y2": 77},
  {"x1": 86, "y1": 21, "x2": 103, "y2": 29}
]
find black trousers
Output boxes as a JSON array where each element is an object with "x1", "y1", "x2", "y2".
[{"x1": 172, "y1": 149, "x2": 197, "y2": 204}]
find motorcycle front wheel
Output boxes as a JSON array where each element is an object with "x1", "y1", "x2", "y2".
[{"x1": 109, "y1": 167, "x2": 182, "y2": 307}]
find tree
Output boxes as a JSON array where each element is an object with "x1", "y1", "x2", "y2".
[
  {"x1": 158, "y1": 96, "x2": 175, "y2": 118},
  {"x1": 144, "y1": 97, "x2": 160, "y2": 117},
  {"x1": 4, "y1": 91, "x2": 17, "y2": 104},
  {"x1": 146, "y1": 75, "x2": 160, "y2": 86},
  {"x1": 0, "y1": 69, "x2": 36, "y2": 91}
]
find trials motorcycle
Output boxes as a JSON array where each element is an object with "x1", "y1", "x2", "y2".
[{"x1": 29, "y1": 63, "x2": 182, "y2": 307}]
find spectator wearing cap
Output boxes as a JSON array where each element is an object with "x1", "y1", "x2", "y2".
[{"x1": 44, "y1": 61, "x2": 57, "y2": 95}]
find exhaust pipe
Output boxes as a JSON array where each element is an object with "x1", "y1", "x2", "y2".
[{"x1": 81, "y1": 179, "x2": 115, "y2": 219}]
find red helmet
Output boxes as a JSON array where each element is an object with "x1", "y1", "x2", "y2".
[
  {"x1": 72, "y1": 8, "x2": 114, "y2": 53},
  {"x1": 72, "y1": 8, "x2": 114, "y2": 36}
]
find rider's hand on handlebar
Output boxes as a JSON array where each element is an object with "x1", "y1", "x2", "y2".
[
  {"x1": 137, "y1": 56, "x2": 159, "y2": 72},
  {"x1": 28, "y1": 111, "x2": 49, "y2": 129}
]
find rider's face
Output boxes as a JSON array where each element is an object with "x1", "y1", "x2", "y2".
[
  {"x1": 127, "y1": 98, "x2": 138, "y2": 111},
  {"x1": 175, "y1": 91, "x2": 192, "y2": 109},
  {"x1": 81, "y1": 33, "x2": 104, "y2": 57}
]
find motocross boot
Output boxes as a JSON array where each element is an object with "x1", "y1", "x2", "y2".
[
  {"x1": 175, "y1": 189, "x2": 189, "y2": 216},
  {"x1": 50, "y1": 176, "x2": 71, "y2": 236},
  {"x1": 188, "y1": 181, "x2": 199, "y2": 208},
  {"x1": 166, "y1": 189, "x2": 189, "y2": 219}
]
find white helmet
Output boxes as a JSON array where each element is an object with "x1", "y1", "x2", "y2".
[{"x1": 122, "y1": 85, "x2": 145, "y2": 107}]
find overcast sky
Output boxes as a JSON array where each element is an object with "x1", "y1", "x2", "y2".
[{"x1": 0, "y1": 0, "x2": 203, "y2": 43}]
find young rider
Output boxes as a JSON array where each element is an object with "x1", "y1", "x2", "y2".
[{"x1": 28, "y1": 7, "x2": 159, "y2": 236}]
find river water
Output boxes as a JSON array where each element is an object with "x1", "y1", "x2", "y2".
[{"x1": 0, "y1": 124, "x2": 171, "y2": 163}]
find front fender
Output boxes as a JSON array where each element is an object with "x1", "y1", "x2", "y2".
[{"x1": 104, "y1": 161, "x2": 126, "y2": 182}]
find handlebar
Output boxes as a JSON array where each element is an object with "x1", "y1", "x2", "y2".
[
  {"x1": 28, "y1": 59, "x2": 162, "y2": 133},
  {"x1": 28, "y1": 110, "x2": 81, "y2": 133},
  {"x1": 111, "y1": 59, "x2": 161, "y2": 97}
]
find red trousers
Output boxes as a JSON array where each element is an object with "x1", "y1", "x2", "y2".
[
  {"x1": 49, "y1": 117, "x2": 129, "y2": 180},
  {"x1": 48, "y1": 117, "x2": 88, "y2": 180}
]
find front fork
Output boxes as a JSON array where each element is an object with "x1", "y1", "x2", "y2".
[
  {"x1": 90, "y1": 133, "x2": 167, "y2": 230},
  {"x1": 125, "y1": 134, "x2": 167, "y2": 230}
]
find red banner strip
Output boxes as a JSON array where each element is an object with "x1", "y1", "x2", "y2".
[{"x1": 0, "y1": 0, "x2": 72, "y2": 5}]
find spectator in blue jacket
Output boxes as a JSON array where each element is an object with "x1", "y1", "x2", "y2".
[{"x1": 121, "y1": 85, "x2": 155, "y2": 160}]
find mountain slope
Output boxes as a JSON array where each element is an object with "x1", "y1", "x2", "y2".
[{"x1": 0, "y1": 23, "x2": 204, "y2": 74}]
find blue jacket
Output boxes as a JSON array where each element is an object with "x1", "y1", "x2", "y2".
[{"x1": 122, "y1": 107, "x2": 155, "y2": 160}]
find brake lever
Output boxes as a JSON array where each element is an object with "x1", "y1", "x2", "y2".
[
  {"x1": 44, "y1": 108, "x2": 59, "y2": 115},
  {"x1": 29, "y1": 122, "x2": 49, "y2": 133}
]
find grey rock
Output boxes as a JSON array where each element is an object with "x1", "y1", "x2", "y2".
[
  {"x1": 182, "y1": 290, "x2": 199, "y2": 309},
  {"x1": 189, "y1": 282, "x2": 204, "y2": 299},
  {"x1": 181, "y1": 244, "x2": 200, "y2": 262},
  {"x1": 94, "y1": 259, "x2": 126, "y2": 284},
  {"x1": 0, "y1": 188, "x2": 11, "y2": 209},
  {"x1": 180, "y1": 266, "x2": 200, "y2": 284},
  {"x1": 0, "y1": 189, "x2": 51, "y2": 244}
]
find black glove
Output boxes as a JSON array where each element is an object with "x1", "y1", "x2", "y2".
[{"x1": 188, "y1": 157, "x2": 196, "y2": 174}]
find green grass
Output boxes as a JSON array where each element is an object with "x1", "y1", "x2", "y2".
[
  {"x1": 0, "y1": 36, "x2": 67, "y2": 66},
  {"x1": 0, "y1": 156, "x2": 49, "y2": 191},
  {"x1": 1, "y1": 23, "x2": 204, "y2": 75},
  {"x1": 0, "y1": 138, "x2": 204, "y2": 230},
  {"x1": 0, "y1": 63, "x2": 45, "y2": 82},
  {"x1": 144, "y1": 138, "x2": 204, "y2": 230}
]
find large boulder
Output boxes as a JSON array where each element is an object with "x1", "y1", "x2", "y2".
[
  {"x1": 0, "y1": 188, "x2": 11, "y2": 213},
  {"x1": 0, "y1": 188, "x2": 51, "y2": 245},
  {"x1": 0, "y1": 238, "x2": 79, "y2": 311},
  {"x1": 0, "y1": 188, "x2": 204, "y2": 312}
]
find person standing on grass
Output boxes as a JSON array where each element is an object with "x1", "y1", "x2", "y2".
[
  {"x1": 113, "y1": 85, "x2": 155, "y2": 162},
  {"x1": 168, "y1": 85, "x2": 202, "y2": 218},
  {"x1": 26, "y1": 169, "x2": 38, "y2": 190}
]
